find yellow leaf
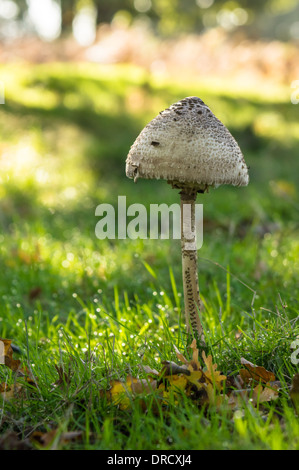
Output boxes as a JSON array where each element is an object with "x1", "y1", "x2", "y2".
[
  {"x1": 189, "y1": 339, "x2": 201, "y2": 371},
  {"x1": 165, "y1": 374, "x2": 188, "y2": 392},
  {"x1": 202, "y1": 351, "x2": 226, "y2": 390},
  {"x1": 186, "y1": 367, "x2": 205, "y2": 390},
  {"x1": 106, "y1": 379, "x2": 132, "y2": 410}
]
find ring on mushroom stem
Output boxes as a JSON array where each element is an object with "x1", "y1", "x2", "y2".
[{"x1": 125, "y1": 96, "x2": 249, "y2": 346}]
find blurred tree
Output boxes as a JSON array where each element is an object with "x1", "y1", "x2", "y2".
[
  {"x1": 12, "y1": 0, "x2": 28, "y2": 20},
  {"x1": 60, "y1": 0, "x2": 76, "y2": 34},
  {"x1": 4, "y1": 0, "x2": 299, "y2": 40},
  {"x1": 93, "y1": 0, "x2": 134, "y2": 24}
]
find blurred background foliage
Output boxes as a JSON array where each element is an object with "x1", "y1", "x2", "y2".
[
  {"x1": 0, "y1": 0, "x2": 299, "y2": 329},
  {"x1": 1, "y1": 0, "x2": 299, "y2": 40},
  {"x1": 0, "y1": 1, "x2": 299, "y2": 451}
]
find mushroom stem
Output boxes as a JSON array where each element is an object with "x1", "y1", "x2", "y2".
[{"x1": 180, "y1": 190, "x2": 205, "y2": 345}]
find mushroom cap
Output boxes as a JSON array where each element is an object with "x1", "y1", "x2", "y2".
[{"x1": 126, "y1": 96, "x2": 249, "y2": 190}]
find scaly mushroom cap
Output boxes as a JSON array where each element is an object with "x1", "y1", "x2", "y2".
[{"x1": 126, "y1": 96, "x2": 249, "y2": 191}]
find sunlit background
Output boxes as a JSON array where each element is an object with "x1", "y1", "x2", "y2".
[
  {"x1": 0, "y1": 0, "x2": 299, "y2": 336},
  {"x1": 1, "y1": 1, "x2": 299, "y2": 450}
]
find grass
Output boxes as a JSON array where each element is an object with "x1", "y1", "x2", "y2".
[{"x1": 0, "y1": 62, "x2": 298, "y2": 450}]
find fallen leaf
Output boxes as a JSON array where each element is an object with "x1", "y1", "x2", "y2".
[
  {"x1": 202, "y1": 351, "x2": 227, "y2": 389},
  {"x1": 164, "y1": 374, "x2": 188, "y2": 392},
  {"x1": 0, "y1": 338, "x2": 21, "y2": 372},
  {"x1": 239, "y1": 358, "x2": 275, "y2": 384},
  {"x1": 30, "y1": 429, "x2": 84, "y2": 448},
  {"x1": 252, "y1": 383, "x2": 279, "y2": 404},
  {"x1": 138, "y1": 364, "x2": 160, "y2": 376},
  {"x1": 127, "y1": 375, "x2": 157, "y2": 394},
  {"x1": 0, "y1": 382, "x2": 24, "y2": 401},
  {"x1": 173, "y1": 344, "x2": 189, "y2": 365},
  {"x1": 189, "y1": 339, "x2": 202, "y2": 371},
  {"x1": 106, "y1": 379, "x2": 132, "y2": 410},
  {"x1": 185, "y1": 368, "x2": 205, "y2": 390},
  {"x1": 106, "y1": 375, "x2": 157, "y2": 410},
  {"x1": 161, "y1": 361, "x2": 190, "y2": 377},
  {"x1": 50, "y1": 364, "x2": 73, "y2": 392},
  {"x1": 0, "y1": 431, "x2": 32, "y2": 450}
]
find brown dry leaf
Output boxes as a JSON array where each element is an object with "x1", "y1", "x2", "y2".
[
  {"x1": 239, "y1": 358, "x2": 276, "y2": 385},
  {"x1": 30, "y1": 429, "x2": 57, "y2": 448},
  {"x1": 227, "y1": 389, "x2": 251, "y2": 409},
  {"x1": 0, "y1": 431, "x2": 32, "y2": 450},
  {"x1": 31, "y1": 429, "x2": 84, "y2": 449},
  {"x1": 106, "y1": 375, "x2": 157, "y2": 410},
  {"x1": 173, "y1": 344, "x2": 189, "y2": 365},
  {"x1": 0, "y1": 338, "x2": 21, "y2": 372},
  {"x1": 127, "y1": 375, "x2": 157, "y2": 394},
  {"x1": 227, "y1": 382, "x2": 279, "y2": 410},
  {"x1": 0, "y1": 382, "x2": 24, "y2": 401},
  {"x1": 252, "y1": 383, "x2": 279, "y2": 404},
  {"x1": 138, "y1": 364, "x2": 160, "y2": 376}
]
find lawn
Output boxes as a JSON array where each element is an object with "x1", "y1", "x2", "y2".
[{"x1": 0, "y1": 62, "x2": 298, "y2": 450}]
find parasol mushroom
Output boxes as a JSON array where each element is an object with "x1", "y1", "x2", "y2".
[{"x1": 126, "y1": 96, "x2": 249, "y2": 345}]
